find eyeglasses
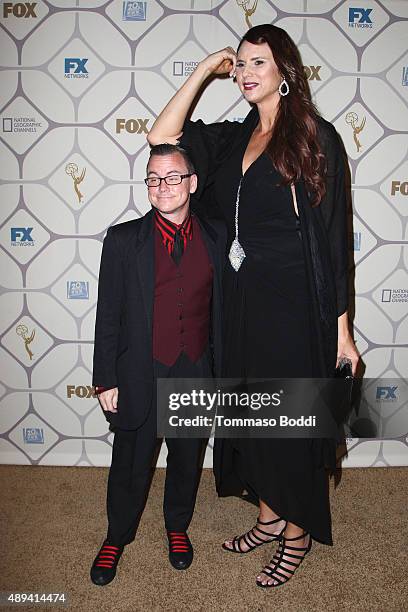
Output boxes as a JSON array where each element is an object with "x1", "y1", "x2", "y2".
[{"x1": 144, "y1": 174, "x2": 193, "y2": 187}]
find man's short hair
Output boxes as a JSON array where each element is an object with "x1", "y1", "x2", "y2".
[{"x1": 147, "y1": 144, "x2": 196, "y2": 175}]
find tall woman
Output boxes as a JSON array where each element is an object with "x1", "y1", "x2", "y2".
[{"x1": 148, "y1": 24, "x2": 359, "y2": 588}]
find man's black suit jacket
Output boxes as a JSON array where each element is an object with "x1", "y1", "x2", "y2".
[{"x1": 93, "y1": 207, "x2": 227, "y2": 430}]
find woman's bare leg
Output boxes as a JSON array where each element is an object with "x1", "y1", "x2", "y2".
[{"x1": 222, "y1": 498, "x2": 285, "y2": 552}]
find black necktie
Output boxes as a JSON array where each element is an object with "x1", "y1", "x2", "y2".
[{"x1": 172, "y1": 229, "x2": 184, "y2": 265}]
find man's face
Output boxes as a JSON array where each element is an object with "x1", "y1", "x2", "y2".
[{"x1": 146, "y1": 153, "x2": 197, "y2": 220}]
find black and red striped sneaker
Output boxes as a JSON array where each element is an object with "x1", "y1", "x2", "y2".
[
  {"x1": 167, "y1": 531, "x2": 193, "y2": 570},
  {"x1": 90, "y1": 540, "x2": 124, "y2": 586}
]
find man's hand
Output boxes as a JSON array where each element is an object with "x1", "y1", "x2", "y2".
[{"x1": 98, "y1": 387, "x2": 119, "y2": 413}]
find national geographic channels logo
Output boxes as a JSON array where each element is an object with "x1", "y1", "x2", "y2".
[
  {"x1": 3, "y1": 2, "x2": 37, "y2": 17},
  {"x1": 173, "y1": 61, "x2": 198, "y2": 77},
  {"x1": 3, "y1": 117, "x2": 42, "y2": 134},
  {"x1": 381, "y1": 288, "x2": 408, "y2": 304}
]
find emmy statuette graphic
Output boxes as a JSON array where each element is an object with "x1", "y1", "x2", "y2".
[
  {"x1": 345, "y1": 111, "x2": 366, "y2": 153},
  {"x1": 65, "y1": 162, "x2": 86, "y2": 203},
  {"x1": 236, "y1": 0, "x2": 258, "y2": 28},
  {"x1": 16, "y1": 324, "x2": 35, "y2": 361}
]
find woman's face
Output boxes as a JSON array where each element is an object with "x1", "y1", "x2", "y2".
[{"x1": 235, "y1": 40, "x2": 282, "y2": 105}]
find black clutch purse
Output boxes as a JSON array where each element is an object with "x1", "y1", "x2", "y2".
[
  {"x1": 335, "y1": 357, "x2": 353, "y2": 379},
  {"x1": 333, "y1": 358, "x2": 354, "y2": 430}
]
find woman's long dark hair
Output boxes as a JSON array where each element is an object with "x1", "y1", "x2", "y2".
[{"x1": 239, "y1": 25, "x2": 326, "y2": 204}]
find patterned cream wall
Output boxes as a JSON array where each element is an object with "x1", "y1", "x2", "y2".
[{"x1": 0, "y1": 0, "x2": 407, "y2": 468}]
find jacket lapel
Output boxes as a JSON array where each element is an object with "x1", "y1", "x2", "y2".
[
  {"x1": 194, "y1": 212, "x2": 224, "y2": 376},
  {"x1": 195, "y1": 214, "x2": 218, "y2": 267},
  {"x1": 135, "y1": 210, "x2": 155, "y2": 333}
]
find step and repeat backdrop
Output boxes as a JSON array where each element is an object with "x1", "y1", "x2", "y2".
[{"x1": 0, "y1": 0, "x2": 407, "y2": 467}]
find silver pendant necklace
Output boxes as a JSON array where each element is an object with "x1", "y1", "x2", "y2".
[{"x1": 228, "y1": 177, "x2": 246, "y2": 271}]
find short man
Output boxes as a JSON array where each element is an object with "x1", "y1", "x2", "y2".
[{"x1": 90, "y1": 144, "x2": 226, "y2": 586}]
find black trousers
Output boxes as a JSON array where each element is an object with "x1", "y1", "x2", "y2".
[{"x1": 106, "y1": 349, "x2": 212, "y2": 546}]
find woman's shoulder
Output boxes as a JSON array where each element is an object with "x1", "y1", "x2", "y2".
[
  {"x1": 315, "y1": 116, "x2": 341, "y2": 146},
  {"x1": 181, "y1": 115, "x2": 244, "y2": 151},
  {"x1": 315, "y1": 115, "x2": 344, "y2": 158},
  {"x1": 191, "y1": 106, "x2": 257, "y2": 136}
]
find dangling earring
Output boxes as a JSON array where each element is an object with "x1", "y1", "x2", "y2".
[{"x1": 278, "y1": 78, "x2": 289, "y2": 96}]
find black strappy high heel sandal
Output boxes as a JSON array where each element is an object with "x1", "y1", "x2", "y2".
[
  {"x1": 222, "y1": 517, "x2": 286, "y2": 554},
  {"x1": 256, "y1": 532, "x2": 312, "y2": 588}
]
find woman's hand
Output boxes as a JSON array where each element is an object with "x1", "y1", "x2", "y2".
[
  {"x1": 199, "y1": 47, "x2": 237, "y2": 78},
  {"x1": 337, "y1": 312, "x2": 360, "y2": 375}
]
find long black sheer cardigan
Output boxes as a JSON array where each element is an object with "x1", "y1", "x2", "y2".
[{"x1": 179, "y1": 106, "x2": 350, "y2": 473}]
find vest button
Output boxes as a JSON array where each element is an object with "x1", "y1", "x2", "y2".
[{"x1": 177, "y1": 287, "x2": 183, "y2": 294}]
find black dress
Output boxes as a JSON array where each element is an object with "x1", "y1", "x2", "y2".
[
  {"x1": 181, "y1": 108, "x2": 350, "y2": 545},
  {"x1": 218, "y1": 141, "x2": 333, "y2": 545}
]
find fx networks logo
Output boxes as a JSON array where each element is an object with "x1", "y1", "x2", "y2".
[
  {"x1": 348, "y1": 7, "x2": 373, "y2": 28},
  {"x1": 381, "y1": 288, "x2": 408, "y2": 304},
  {"x1": 67, "y1": 385, "x2": 96, "y2": 399},
  {"x1": 23, "y1": 428, "x2": 44, "y2": 444},
  {"x1": 122, "y1": 1, "x2": 146, "y2": 21},
  {"x1": 376, "y1": 386, "x2": 398, "y2": 402},
  {"x1": 3, "y1": 2, "x2": 37, "y2": 17},
  {"x1": 391, "y1": 181, "x2": 408, "y2": 196},
  {"x1": 64, "y1": 58, "x2": 89, "y2": 79},
  {"x1": 67, "y1": 281, "x2": 89, "y2": 299},
  {"x1": 303, "y1": 66, "x2": 322, "y2": 81},
  {"x1": 402, "y1": 67, "x2": 408, "y2": 87},
  {"x1": 11, "y1": 227, "x2": 34, "y2": 246},
  {"x1": 2, "y1": 116, "x2": 42, "y2": 134},
  {"x1": 116, "y1": 118, "x2": 149, "y2": 134},
  {"x1": 173, "y1": 61, "x2": 199, "y2": 77},
  {"x1": 352, "y1": 232, "x2": 361, "y2": 251}
]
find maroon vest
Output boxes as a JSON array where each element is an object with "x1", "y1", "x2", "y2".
[{"x1": 153, "y1": 216, "x2": 213, "y2": 366}]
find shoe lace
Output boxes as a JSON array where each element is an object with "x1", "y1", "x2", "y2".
[
  {"x1": 95, "y1": 543, "x2": 122, "y2": 568},
  {"x1": 168, "y1": 531, "x2": 190, "y2": 553}
]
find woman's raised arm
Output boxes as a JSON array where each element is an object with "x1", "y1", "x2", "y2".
[{"x1": 147, "y1": 47, "x2": 236, "y2": 146}]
